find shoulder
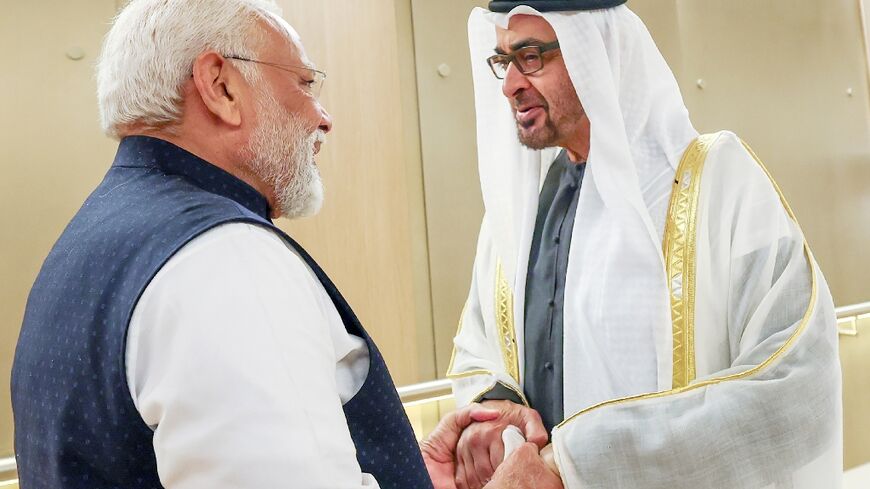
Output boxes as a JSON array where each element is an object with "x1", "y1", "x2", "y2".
[
  {"x1": 131, "y1": 222, "x2": 332, "y2": 352},
  {"x1": 697, "y1": 131, "x2": 802, "y2": 254},
  {"x1": 701, "y1": 131, "x2": 775, "y2": 191},
  {"x1": 163, "y1": 222, "x2": 311, "y2": 283},
  {"x1": 142, "y1": 222, "x2": 320, "y2": 311},
  {"x1": 696, "y1": 130, "x2": 788, "y2": 213}
]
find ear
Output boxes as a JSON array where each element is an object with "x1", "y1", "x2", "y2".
[{"x1": 191, "y1": 51, "x2": 244, "y2": 127}]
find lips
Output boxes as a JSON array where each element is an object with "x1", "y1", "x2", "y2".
[
  {"x1": 313, "y1": 131, "x2": 326, "y2": 155},
  {"x1": 516, "y1": 106, "x2": 544, "y2": 126}
]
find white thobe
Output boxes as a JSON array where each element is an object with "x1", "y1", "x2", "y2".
[{"x1": 125, "y1": 222, "x2": 380, "y2": 488}]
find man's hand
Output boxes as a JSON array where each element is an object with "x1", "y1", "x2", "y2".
[
  {"x1": 455, "y1": 400, "x2": 547, "y2": 489},
  {"x1": 483, "y1": 443, "x2": 563, "y2": 489},
  {"x1": 421, "y1": 404, "x2": 501, "y2": 489}
]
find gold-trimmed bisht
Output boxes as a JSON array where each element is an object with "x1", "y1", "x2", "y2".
[{"x1": 555, "y1": 132, "x2": 819, "y2": 430}]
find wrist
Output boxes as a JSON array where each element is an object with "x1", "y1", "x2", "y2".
[{"x1": 540, "y1": 443, "x2": 560, "y2": 477}]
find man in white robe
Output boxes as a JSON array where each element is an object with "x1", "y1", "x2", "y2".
[{"x1": 447, "y1": 1, "x2": 843, "y2": 488}]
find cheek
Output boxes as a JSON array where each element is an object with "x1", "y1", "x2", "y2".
[
  {"x1": 292, "y1": 101, "x2": 322, "y2": 131},
  {"x1": 544, "y1": 80, "x2": 583, "y2": 119},
  {"x1": 280, "y1": 93, "x2": 320, "y2": 123}
]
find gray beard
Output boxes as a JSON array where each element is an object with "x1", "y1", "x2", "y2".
[
  {"x1": 246, "y1": 88, "x2": 324, "y2": 219},
  {"x1": 516, "y1": 116, "x2": 560, "y2": 150}
]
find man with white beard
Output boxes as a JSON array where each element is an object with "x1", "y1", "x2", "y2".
[
  {"x1": 12, "y1": 1, "x2": 525, "y2": 488},
  {"x1": 448, "y1": 1, "x2": 842, "y2": 488}
]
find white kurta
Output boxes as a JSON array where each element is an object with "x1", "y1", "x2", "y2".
[
  {"x1": 451, "y1": 4, "x2": 841, "y2": 488},
  {"x1": 125, "y1": 222, "x2": 379, "y2": 488}
]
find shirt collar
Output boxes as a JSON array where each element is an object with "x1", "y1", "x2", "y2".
[{"x1": 112, "y1": 135, "x2": 272, "y2": 220}]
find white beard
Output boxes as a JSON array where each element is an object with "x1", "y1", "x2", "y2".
[{"x1": 246, "y1": 88, "x2": 325, "y2": 219}]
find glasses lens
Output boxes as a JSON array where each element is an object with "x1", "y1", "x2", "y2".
[
  {"x1": 514, "y1": 46, "x2": 543, "y2": 74},
  {"x1": 487, "y1": 55, "x2": 509, "y2": 79},
  {"x1": 311, "y1": 73, "x2": 324, "y2": 97},
  {"x1": 301, "y1": 69, "x2": 325, "y2": 97}
]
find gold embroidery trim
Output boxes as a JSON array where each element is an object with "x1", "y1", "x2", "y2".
[
  {"x1": 662, "y1": 133, "x2": 720, "y2": 388},
  {"x1": 446, "y1": 369, "x2": 494, "y2": 380},
  {"x1": 445, "y1": 302, "x2": 469, "y2": 377},
  {"x1": 495, "y1": 259, "x2": 521, "y2": 384},
  {"x1": 444, "y1": 290, "x2": 506, "y2": 380},
  {"x1": 446, "y1": 266, "x2": 523, "y2": 405},
  {"x1": 472, "y1": 380, "x2": 530, "y2": 407},
  {"x1": 555, "y1": 134, "x2": 818, "y2": 430},
  {"x1": 446, "y1": 286, "x2": 528, "y2": 406}
]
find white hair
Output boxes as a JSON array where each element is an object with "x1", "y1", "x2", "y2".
[{"x1": 96, "y1": 0, "x2": 291, "y2": 138}]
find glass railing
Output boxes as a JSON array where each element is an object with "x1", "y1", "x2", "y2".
[
  {"x1": 400, "y1": 301, "x2": 870, "y2": 459},
  {"x1": 0, "y1": 457, "x2": 15, "y2": 488},
  {"x1": 398, "y1": 379, "x2": 455, "y2": 441}
]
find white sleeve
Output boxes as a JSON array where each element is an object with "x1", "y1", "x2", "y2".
[
  {"x1": 448, "y1": 216, "x2": 527, "y2": 407},
  {"x1": 126, "y1": 222, "x2": 378, "y2": 489}
]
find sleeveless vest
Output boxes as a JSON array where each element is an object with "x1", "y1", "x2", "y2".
[{"x1": 12, "y1": 136, "x2": 432, "y2": 489}]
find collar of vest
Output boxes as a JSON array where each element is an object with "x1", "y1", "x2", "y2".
[{"x1": 112, "y1": 135, "x2": 272, "y2": 220}]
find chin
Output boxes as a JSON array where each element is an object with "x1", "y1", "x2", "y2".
[
  {"x1": 519, "y1": 135, "x2": 553, "y2": 151},
  {"x1": 277, "y1": 181, "x2": 324, "y2": 220},
  {"x1": 517, "y1": 126, "x2": 557, "y2": 150}
]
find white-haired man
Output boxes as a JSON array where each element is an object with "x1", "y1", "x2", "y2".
[
  {"x1": 10, "y1": 1, "x2": 530, "y2": 488},
  {"x1": 448, "y1": 1, "x2": 842, "y2": 488}
]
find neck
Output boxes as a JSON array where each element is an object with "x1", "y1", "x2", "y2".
[
  {"x1": 123, "y1": 128, "x2": 278, "y2": 214},
  {"x1": 562, "y1": 116, "x2": 591, "y2": 163},
  {"x1": 563, "y1": 139, "x2": 589, "y2": 163}
]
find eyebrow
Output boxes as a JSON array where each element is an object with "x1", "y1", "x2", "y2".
[{"x1": 493, "y1": 37, "x2": 550, "y2": 55}]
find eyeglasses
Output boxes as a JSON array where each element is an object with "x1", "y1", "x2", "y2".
[
  {"x1": 225, "y1": 55, "x2": 326, "y2": 97},
  {"x1": 486, "y1": 41, "x2": 561, "y2": 80}
]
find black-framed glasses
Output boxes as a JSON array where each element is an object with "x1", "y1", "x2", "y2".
[
  {"x1": 225, "y1": 55, "x2": 326, "y2": 97},
  {"x1": 486, "y1": 41, "x2": 561, "y2": 80}
]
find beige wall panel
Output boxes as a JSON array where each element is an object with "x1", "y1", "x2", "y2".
[
  {"x1": 410, "y1": 0, "x2": 490, "y2": 375},
  {"x1": 0, "y1": 0, "x2": 119, "y2": 459},
  {"x1": 629, "y1": 0, "x2": 684, "y2": 73},
  {"x1": 668, "y1": 0, "x2": 870, "y2": 306},
  {"x1": 396, "y1": 0, "x2": 439, "y2": 382},
  {"x1": 273, "y1": 0, "x2": 433, "y2": 385}
]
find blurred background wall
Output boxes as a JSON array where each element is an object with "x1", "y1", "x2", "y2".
[{"x1": 1, "y1": 0, "x2": 868, "y2": 471}]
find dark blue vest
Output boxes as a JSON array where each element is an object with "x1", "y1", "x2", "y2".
[{"x1": 12, "y1": 136, "x2": 433, "y2": 489}]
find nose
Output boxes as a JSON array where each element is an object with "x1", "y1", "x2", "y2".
[
  {"x1": 501, "y1": 62, "x2": 531, "y2": 99},
  {"x1": 318, "y1": 103, "x2": 333, "y2": 134}
]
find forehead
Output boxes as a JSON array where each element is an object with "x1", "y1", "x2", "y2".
[
  {"x1": 258, "y1": 14, "x2": 313, "y2": 67},
  {"x1": 495, "y1": 15, "x2": 557, "y2": 51}
]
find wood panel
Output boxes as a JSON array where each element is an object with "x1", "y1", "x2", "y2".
[
  {"x1": 0, "y1": 0, "x2": 120, "y2": 459},
  {"x1": 410, "y1": 0, "x2": 490, "y2": 376},
  {"x1": 273, "y1": 0, "x2": 434, "y2": 386}
]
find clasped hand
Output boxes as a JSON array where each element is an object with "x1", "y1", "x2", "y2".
[{"x1": 421, "y1": 400, "x2": 563, "y2": 489}]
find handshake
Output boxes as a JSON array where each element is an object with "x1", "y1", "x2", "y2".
[{"x1": 420, "y1": 400, "x2": 564, "y2": 489}]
